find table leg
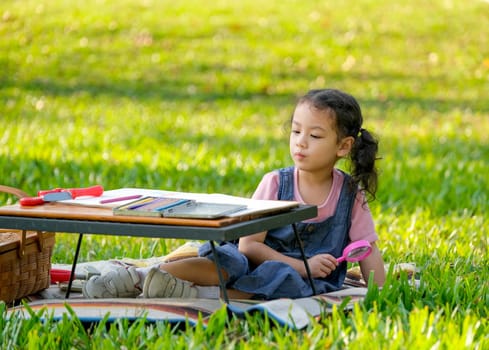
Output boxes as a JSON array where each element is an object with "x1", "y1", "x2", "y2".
[
  {"x1": 208, "y1": 240, "x2": 229, "y2": 304},
  {"x1": 292, "y1": 223, "x2": 317, "y2": 295},
  {"x1": 65, "y1": 233, "x2": 84, "y2": 299}
]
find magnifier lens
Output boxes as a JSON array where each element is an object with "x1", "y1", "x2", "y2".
[
  {"x1": 336, "y1": 240, "x2": 372, "y2": 263},
  {"x1": 347, "y1": 246, "x2": 370, "y2": 258}
]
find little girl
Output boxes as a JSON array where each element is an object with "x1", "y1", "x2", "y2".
[{"x1": 83, "y1": 88, "x2": 386, "y2": 300}]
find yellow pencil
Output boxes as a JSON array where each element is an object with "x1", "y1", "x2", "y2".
[{"x1": 117, "y1": 196, "x2": 155, "y2": 210}]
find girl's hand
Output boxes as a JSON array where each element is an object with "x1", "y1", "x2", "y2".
[{"x1": 306, "y1": 254, "x2": 338, "y2": 278}]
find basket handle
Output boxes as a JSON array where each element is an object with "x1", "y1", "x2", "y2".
[
  {"x1": 36, "y1": 231, "x2": 45, "y2": 251},
  {"x1": 0, "y1": 185, "x2": 29, "y2": 199},
  {"x1": 16, "y1": 230, "x2": 46, "y2": 257},
  {"x1": 0, "y1": 185, "x2": 41, "y2": 256},
  {"x1": 17, "y1": 230, "x2": 26, "y2": 258}
]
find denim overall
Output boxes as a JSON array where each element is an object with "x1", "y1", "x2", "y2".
[{"x1": 199, "y1": 167, "x2": 357, "y2": 299}]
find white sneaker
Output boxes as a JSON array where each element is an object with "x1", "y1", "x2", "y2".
[
  {"x1": 142, "y1": 268, "x2": 198, "y2": 298},
  {"x1": 82, "y1": 266, "x2": 142, "y2": 298}
]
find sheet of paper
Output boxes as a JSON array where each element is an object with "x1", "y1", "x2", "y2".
[{"x1": 59, "y1": 188, "x2": 300, "y2": 217}]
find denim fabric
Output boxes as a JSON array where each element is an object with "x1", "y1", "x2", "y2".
[
  {"x1": 197, "y1": 240, "x2": 249, "y2": 284},
  {"x1": 199, "y1": 167, "x2": 356, "y2": 299}
]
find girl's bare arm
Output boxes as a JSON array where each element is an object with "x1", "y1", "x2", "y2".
[{"x1": 359, "y1": 242, "x2": 386, "y2": 286}]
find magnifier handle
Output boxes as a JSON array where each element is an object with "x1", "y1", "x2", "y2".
[{"x1": 336, "y1": 256, "x2": 346, "y2": 263}]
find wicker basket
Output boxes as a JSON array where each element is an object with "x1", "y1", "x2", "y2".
[{"x1": 0, "y1": 185, "x2": 56, "y2": 304}]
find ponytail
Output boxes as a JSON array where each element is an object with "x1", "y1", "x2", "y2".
[{"x1": 350, "y1": 128, "x2": 379, "y2": 201}]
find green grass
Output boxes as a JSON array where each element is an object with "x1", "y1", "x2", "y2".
[{"x1": 1, "y1": 0, "x2": 489, "y2": 348}]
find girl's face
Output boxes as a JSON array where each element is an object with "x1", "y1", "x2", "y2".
[{"x1": 289, "y1": 102, "x2": 352, "y2": 174}]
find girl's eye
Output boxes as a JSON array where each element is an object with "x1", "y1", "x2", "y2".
[
  {"x1": 311, "y1": 134, "x2": 322, "y2": 139},
  {"x1": 291, "y1": 130, "x2": 300, "y2": 134}
]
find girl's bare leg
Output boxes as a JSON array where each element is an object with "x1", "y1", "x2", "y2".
[
  {"x1": 157, "y1": 257, "x2": 254, "y2": 299},
  {"x1": 158, "y1": 257, "x2": 225, "y2": 286}
]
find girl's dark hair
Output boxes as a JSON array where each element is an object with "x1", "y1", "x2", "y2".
[{"x1": 297, "y1": 89, "x2": 379, "y2": 200}]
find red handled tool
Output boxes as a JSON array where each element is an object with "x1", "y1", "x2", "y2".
[{"x1": 19, "y1": 185, "x2": 104, "y2": 206}]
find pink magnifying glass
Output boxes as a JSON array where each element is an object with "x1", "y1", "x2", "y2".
[{"x1": 336, "y1": 240, "x2": 372, "y2": 263}]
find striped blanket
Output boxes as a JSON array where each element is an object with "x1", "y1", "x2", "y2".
[{"x1": 8, "y1": 288, "x2": 369, "y2": 330}]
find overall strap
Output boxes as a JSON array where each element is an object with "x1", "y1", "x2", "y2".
[
  {"x1": 277, "y1": 167, "x2": 295, "y2": 201},
  {"x1": 333, "y1": 170, "x2": 357, "y2": 234}
]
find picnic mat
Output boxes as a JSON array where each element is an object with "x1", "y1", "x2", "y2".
[
  {"x1": 5, "y1": 242, "x2": 418, "y2": 330},
  {"x1": 7, "y1": 288, "x2": 369, "y2": 330}
]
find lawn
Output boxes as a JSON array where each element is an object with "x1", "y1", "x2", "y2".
[{"x1": 1, "y1": 0, "x2": 488, "y2": 348}]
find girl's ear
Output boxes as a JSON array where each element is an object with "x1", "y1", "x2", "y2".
[{"x1": 337, "y1": 136, "x2": 355, "y2": 157}]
